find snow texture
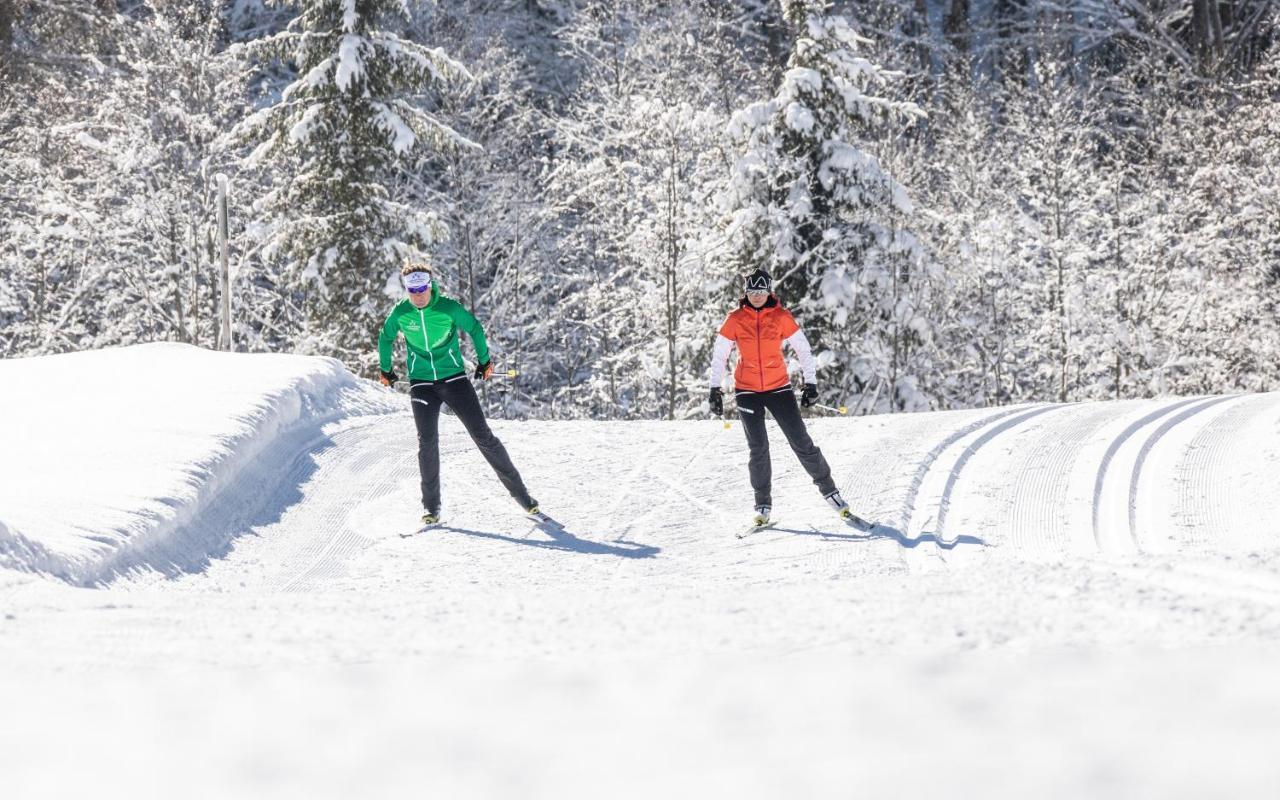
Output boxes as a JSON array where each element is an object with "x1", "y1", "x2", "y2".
[
  {"x1": 3, "y1": 348, "x2": 1280, "y2": 798},
  {"x1": 334, "y1": 34, "x2": 365, "y2": 92},
  {"x1": 0, "y1": 344, "x2": 398, "y2": 584}
]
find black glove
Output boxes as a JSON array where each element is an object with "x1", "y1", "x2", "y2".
[
  {"x1": 801, "y1": 383, "x2": 818, "y2": 408},
  {"x1": 379, "y1": 369, "x2": 398, "y2": 387},
  {"x1": 709, "y1": 387, "x2": 724, "y2": 415},
  {"x1": 474, "y1": 361, "x2": 493, "y2": 381}
]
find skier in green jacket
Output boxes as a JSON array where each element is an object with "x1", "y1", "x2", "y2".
[{"x1": 379, "y1": 261, "x2": 540, "y2": 528}]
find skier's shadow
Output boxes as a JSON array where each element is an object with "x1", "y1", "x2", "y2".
[
  {"x1": 773, "y1": 522, "x2": 986, "y2": 550},
  {"x1": 437, "y1": 524, "x2": 661, "y2": 559}
]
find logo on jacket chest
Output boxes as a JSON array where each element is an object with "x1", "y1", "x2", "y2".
[{"x1": 404, "y1": 322, "x2": 421, "y2": 331}]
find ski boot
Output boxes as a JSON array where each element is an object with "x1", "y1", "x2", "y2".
[
  {"x1": 752, "y1": 505, "x2": 772, "y2": 528},
  {"x1": 737, "y1": 505, "x2": 774, "y2": 539},
  {"x1": 825, "y1": 491, "x2": 872, "y2": 531},
  {"x1": 400, "y1": 509, "x2": 442, "y2": 538}
]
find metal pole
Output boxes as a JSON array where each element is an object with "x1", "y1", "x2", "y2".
[{"x1": 215, "y1": 173, "x2": 232, "y2": 351}]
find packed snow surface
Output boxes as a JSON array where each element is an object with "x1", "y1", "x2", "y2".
[{"x1": 3, "y1": 345, "x2": 1280, "y2": 798}]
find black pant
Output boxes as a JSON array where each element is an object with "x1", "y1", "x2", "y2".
[
  {"x1": 736, "y1": 385, "x2": 837, "y2": 508},
  {"x1": 409, "y1": 376, "x2": 534, "y2": 514}
]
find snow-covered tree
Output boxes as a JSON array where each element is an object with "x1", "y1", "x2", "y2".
[
  {"x1": 397, "y1": 0, "x2": 572, "y2": 418},
  {"x1": 234, "y1": 0, "x2": 474, "y2": 359},
  {"x1": 1154, "y1": 78, "x2": 1280, "y2": 395},
  {"x1": 0, "y1": 2, "x2": 243, "y2": 355},
  {"x1": 720, "y1": 0, "x2": 931, "y2": 411},
  {"x1": 999, "y1": 62, "x2": 1106, "y2": 402},
  {"x1": 901, "y1": 77, "x2": 1024, "y2": 408},
  {"x1": 544, "y1": 0, "x2": 755, "y2": 419}
]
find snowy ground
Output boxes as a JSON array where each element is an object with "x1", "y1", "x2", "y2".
[{"x1": 4, "y1": 346, "x2": 1280, "y2": 798}]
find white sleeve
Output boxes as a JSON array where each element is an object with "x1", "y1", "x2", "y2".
[
  {"x1": 709, "y1": 335, "x2": 735, "y2": 388},
  {"x1": 784, "y1": 329, "x2": 816, "y2": 384}
]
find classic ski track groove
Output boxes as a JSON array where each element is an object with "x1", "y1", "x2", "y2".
[
  {"x1": 1125, "y1": 396, "x2": 1238, "y2": 551},
  {"x1": 1090, "y1": 396, "x2": 1209, "y2": 552},
  {"x1": 895, "y1": 406, "x2": 1029, "y2": 535},
  {"x1": 1002, "y1": 402, "x2": 1131, "y2": 557},
  {"x1": 834, "y1": 407, "x2": 1016, "y2": 571},
  {"x1": 929, "y1": 404, "x2": 1062, "y2": 538},
  {"x1": 1174, "y1": 393, "x2": 1276, "y2": 550}
]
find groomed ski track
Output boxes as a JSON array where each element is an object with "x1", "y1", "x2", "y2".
[{"x1": 5, "y1": 394, "x2": 1280, "y2": 799}]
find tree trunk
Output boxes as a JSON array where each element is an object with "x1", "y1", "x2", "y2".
[
  {"x1": 665, "y1": 135, "x2": 679, "y2": 421},
  {"x1": 170, "y1": 210, "x2": 186, "y2": 342},
  {"x1": 1054, "y1": 200, "x2": 1068, "y2": 403},
  {"x1": 944, "y1": 0, "x2": 970, "y2": 62},
  {"x1": 0, "y1": 0, "x2": 15, "y2": 79},
  {"x1": 1192, "y1": 0, "x2": 1227, "y2": 70}
]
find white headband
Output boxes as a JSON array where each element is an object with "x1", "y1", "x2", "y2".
[{"x1": 403, "y1": 271, "x2": 432, "y2": 291}]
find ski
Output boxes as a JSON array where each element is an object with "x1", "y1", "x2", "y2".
[
  {"x1": 400, "y1": 521, "x2": 442, "y2": 538},
  {"x1": 527, "y1": 510, "x2": 563, "y2": 531},
  {"x1": 840, "y1": 510, "x2": 875, "y2": 532},
  {"x1": 736, "y1": 520, "x2": 776, "y2": 539},
  {"x1": 401, "y1": 513, "x2": 444, "y2": 537}
]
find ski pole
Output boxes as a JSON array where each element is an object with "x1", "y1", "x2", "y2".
[
  {"x1": 389, "y1": 369, "x2": 516, "y2": 390},
  {"x1": 471, "y1": 364, "x2": 519, "y2": 379},
  {"x1": 813, "y1": 403, "x2": 848, "y2": 415}
]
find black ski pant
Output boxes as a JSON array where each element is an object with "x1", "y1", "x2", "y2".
[
  {"x1": 736, "y1": 385, "x2": 837, "y2": 508},
  {"x1": 409, "y1": 375, "x2": 534, "y2": 515}
]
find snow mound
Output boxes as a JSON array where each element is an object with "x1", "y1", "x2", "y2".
[{"x1": 0, "y1": 343, "x2": 398, "y2": 585}]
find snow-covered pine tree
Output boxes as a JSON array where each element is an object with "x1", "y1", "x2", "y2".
[
  {"x1": 999, "y1": 62, "x2": 1105, "y2": 403},
  {"x1": 1153, "y1": 76, "x2": 1280, "y2": 395},
  {"x1": 719, "y1": 0, "x2": 930, "y2": 412},
  {"x1": 0, "y1": 0, "x2": 126, "y2": 356},
  {"x1": 545, "y1": 0, "x2": 753, "y2": 419},
  {"x1": 902, "y1": 76, "x2": 1024, "y2": 409},
  {"x1": 401, "y1": 0, "x2": 568, "y2": 419},
  {"x1": 234, "y1": 0, "x2": 473, "y2": 360},
  {"x1": 1085, "y1": 70, "x2": 1187, "y2": 401}
]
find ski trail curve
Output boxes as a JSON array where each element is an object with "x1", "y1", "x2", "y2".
[
  {"x1": 1090, "y1": 396, "x2": 1207, "y2": 551},
  {"x1": 890, "y1": 406, "x2": 1028, "y2": 533},
  {"x1": 1174, "y1": 393, "x2": 1280, "y2": 550},
  {"x1": 930, "y1": 404, "x2": 1062, "y2": 537},
  {"x1": 1125, "y1": 396, "x2": 1238, "y2": 551},
  {"x1": 998, "y1": 402, "x2": 1137, "y2": 557}
]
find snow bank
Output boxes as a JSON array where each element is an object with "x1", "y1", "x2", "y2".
[{"x1": 0, "y1": 343, "x2": 397, "y2": 585}]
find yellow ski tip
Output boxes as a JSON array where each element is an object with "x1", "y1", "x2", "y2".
[
  {"x1": 506, "y1": 369, "x2": 518, "y2": 377},
  {"x1": 838, "y1": 406, "x2": 848, "y2": 414}
]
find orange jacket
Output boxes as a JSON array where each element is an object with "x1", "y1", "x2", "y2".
[{"x1": 718, "y1": 297, "x2": 801, "y2": 392}]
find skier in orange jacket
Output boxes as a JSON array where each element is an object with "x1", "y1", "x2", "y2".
[{"x1": 709, "y1": 269, "x2": 859, "y2": 530}]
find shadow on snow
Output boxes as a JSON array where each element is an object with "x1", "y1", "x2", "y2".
[
  {"x1": 771, "y1": 522, "x2": 987, "y2": 550},
  {"x1": 438, "y1": 523, "x2": 661, "y2": 559}
]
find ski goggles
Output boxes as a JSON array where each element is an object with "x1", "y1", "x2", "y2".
[{"x1": 403, "y1": 271, "x2": 432, "y2": 293}]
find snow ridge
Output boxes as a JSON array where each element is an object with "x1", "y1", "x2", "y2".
[{"x1": 0, "y1": 344, "x2": 399, "y2": 586}]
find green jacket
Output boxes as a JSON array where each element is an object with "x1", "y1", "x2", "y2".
[{"x1": 378, "y1": 285, "x2": 489, "y2": 381}]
